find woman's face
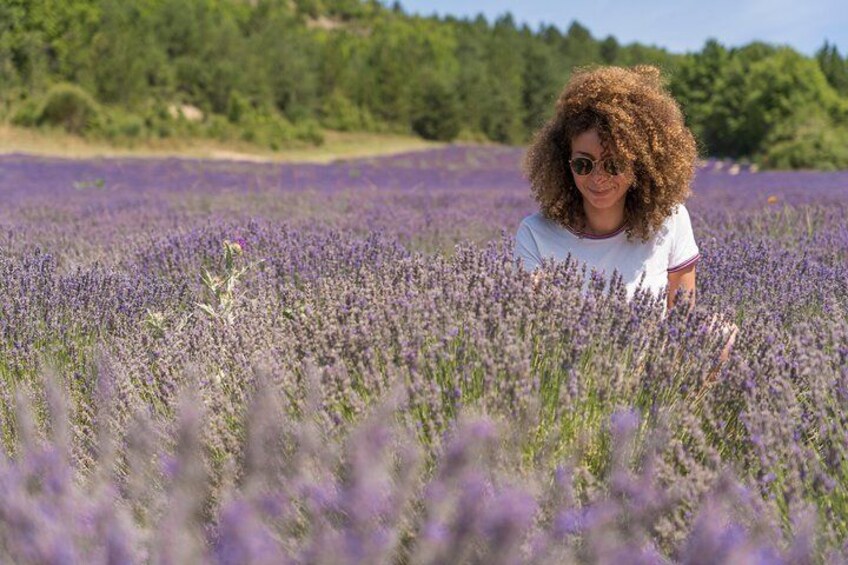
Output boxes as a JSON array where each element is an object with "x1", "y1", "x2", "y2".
[{"x1": 569, "y1": 128, "x2": 634, "y2": 215}]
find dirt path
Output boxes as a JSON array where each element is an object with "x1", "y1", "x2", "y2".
[{"x1": 0, "y1": 126, "x2": 448, "y2": 164}]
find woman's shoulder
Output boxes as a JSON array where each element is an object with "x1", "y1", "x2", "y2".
[
  {"x1": 517, "y1": 213, "x2": 587, "y2": 260},
  {"x1": 518, "y1": 212, "x2": 574, "y2": 239},
  {"x1": 667, "y1": 203, "x2": 695, "y2": 231},
  {"x1": 518, "y1": 212, "x2": 554, "y2": 235},
  {"x1": 654, "y1": 203, "x2": 693, "y2": 233},
  {"x1": 671, "y1": 203, "x2": 692, "y2": 220},
  {"x1": 519, "y1": 211, "x2": 551, "y2": 228}
]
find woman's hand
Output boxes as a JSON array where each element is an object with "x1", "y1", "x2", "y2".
[
  {"x1": 532, "y1": 269, "x2": 544, "y2": 291},
  {"x1": 708, "y1": 313, "x2": 739, "y2": 364},
  {"x1": 700, "y1": 314, "x2": 738, "y2": 386}
]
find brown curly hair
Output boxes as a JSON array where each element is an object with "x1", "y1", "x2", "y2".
[{"x1": 523, "y1": 65, "x2": 698, "y2": 242}]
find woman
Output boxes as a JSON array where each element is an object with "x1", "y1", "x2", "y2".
[{"x1": 515, "y1": 64, "x2": 736, "y2": 360}]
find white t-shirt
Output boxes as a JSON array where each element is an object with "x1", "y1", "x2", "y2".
[{"x1": 514, "y1": 204, "x2": 700, "y2": 299}]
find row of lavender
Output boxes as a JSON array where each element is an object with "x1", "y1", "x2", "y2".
[{"x1": 1, "y1": 146, "x2": 847, "y2": 562}]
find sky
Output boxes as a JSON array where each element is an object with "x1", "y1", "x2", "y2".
[{"x1": 388, "y1": 0, "x2": 848, "y2": 57}]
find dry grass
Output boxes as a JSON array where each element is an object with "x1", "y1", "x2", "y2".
[{"x1": 0, "y1": 125, "x2": 445, "y2": 163}]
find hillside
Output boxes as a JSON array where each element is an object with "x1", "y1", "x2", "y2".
[{"x1": 2, "y1": 0, "x2": 848, "y2": 167}]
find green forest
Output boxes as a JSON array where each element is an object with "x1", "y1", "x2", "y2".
[{"x1": 2, "y1": 0, "x2": 848, "y2": 168}]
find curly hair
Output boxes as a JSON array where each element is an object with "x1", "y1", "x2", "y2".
[{"x1": 523, "y1": 65, "x2": 698, "y2": 242}]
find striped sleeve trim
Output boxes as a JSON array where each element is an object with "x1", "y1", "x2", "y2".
[{"x1": 667, "y1": 253, "x2": 701, "y2": 273}]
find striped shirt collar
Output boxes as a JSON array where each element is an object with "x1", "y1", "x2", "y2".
[{"x1": 564, "y1": 222, "x2": 628, "y2": 240}]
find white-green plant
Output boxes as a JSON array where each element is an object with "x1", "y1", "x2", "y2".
[{"x1": 196, "y1": 239, "x2": 262, "y2": 324}]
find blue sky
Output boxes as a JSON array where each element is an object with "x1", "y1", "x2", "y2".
[{"x1": 388, "y1": 0, "x2": 848, "y2": 57}]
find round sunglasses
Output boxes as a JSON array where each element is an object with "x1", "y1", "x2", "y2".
[{"x1": 568, "y1": 156, "x2": 627, "y2": 176}]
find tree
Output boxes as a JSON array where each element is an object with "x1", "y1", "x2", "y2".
[
  {"x1": 91, "y1": 0, "x2": 168, "y2": 107},
  {"x1": 522, "y1": 41, "x2": 559, "y2": 132},
  {"x1": 251, "y1": 10, "x2": 320, "y2": 120},
  {"x1": 815, "y1": 41, "x2": 848, "y2": 96},
  {"x1": 453, "y1": 19, "x2": 490, "y2": 135},
  {"x1": 561, "y1": 21, "x2": 599, "y2": 67},
  {"x1": 697, "y1": 46, "x2": 840, "y2": 158},
  {"x1": 411, "y1": 78, "x2": 461, "y2": 141},
  {"x1": 738, "y1": 48, "x2": 841, "y2": 157},
  {"x1": 669, "y1": 39, "x2": 730, "y2": 154},
  {"x1": 478, "y1": 14, "x2": 525, "y2": 143},
  {"x1": 599, "y1": 36, "x2": 620, "y2": 65}
]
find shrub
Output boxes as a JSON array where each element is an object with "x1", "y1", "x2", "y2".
[
  {"x1": 226, "y1": 91, "x2": 251, "y2": 124},
  {"x1": 758, "y1": 111, "x2": 848, "y2": 170},
  {"x1": 36, "y1": 83, "x2": 101, "y2": 135},
  {"x1": 88, "y1": 108, "x2": 148, "y2": 140},
  {"x1": 321, "y1": 90, "x2": 378, "y2": 132},
  {"x1": 295, "y1": 118, "x2": 325, "y2": 145},
  {"x1": 205, "y1": 113, "x2": 234, "y2": 141},
  {"x1": 10, "y1": 98, "x2": 42, "y2": 128},
  {"x1": 142, "y1": 102, "x2": 179, "y2": 138},
  {"x1": 237, "y1": 109, "x2": 324, "y2": 149}
]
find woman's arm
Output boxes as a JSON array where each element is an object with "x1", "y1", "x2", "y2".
[
  {"x1": 668, "y1": 264, "x2": 738, "y2": 368},
  {"x1": 667, "y1": 263, "x2": 696, "y2": 312}
]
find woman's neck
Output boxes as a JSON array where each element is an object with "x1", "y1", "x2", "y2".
[{"x1": 582, "y1": 206, "x2": 626, "y2": 235}]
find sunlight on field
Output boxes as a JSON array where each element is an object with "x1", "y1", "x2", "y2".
[{"x1": 0, "y1": 125, "x2": 447, "y2": 163}]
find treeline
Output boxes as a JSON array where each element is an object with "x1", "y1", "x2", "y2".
[
  {"x1": 671, "y1": 40, "x2": 848, "y2": 169},
  {"x1": 2, "y1": 0, "x2": 848, "y2": 168}
]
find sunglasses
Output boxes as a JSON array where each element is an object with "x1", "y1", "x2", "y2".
[{"x1": 568, "y1": 156, "x2": 628, "y2": 176}]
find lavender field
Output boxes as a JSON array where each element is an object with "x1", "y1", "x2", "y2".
[{"x1": 1, "y1": 146, "x2": 847, "y2": 563}]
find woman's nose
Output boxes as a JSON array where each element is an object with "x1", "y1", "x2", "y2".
[{"x1": 591, "y1": 168, "x2": 613, "y2": 184}]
